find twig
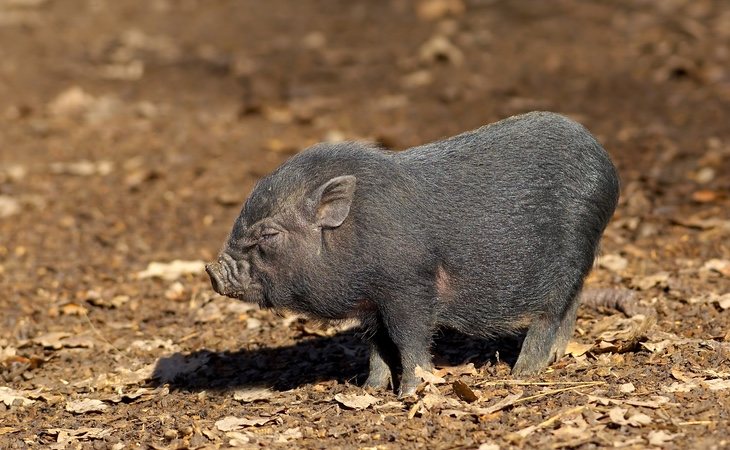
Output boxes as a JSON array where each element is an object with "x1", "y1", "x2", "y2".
[
  {"x1": 510, "y1": 382, "x2": 605, "y2": 406},
  {"x1": 515, "y1": 405, "x2": 587, "y2": 438},
  {"x1": 476, "y1": 379, "x2": 606, "y2": 387}
]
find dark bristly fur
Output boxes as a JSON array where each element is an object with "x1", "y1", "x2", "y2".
[{"x1": 205, "y1": 111, "x2": 620, "y2": 397}]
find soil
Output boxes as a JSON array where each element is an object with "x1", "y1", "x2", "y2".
[{"x1": 1, "y1": 0, "x2": 730, "y2": 449}]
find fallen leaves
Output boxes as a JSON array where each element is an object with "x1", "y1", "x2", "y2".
[
  {"x1": 31, "y1": 331, "x2": 95, "y2": 349},
  {"x1": 702, "y1": 258, "x2": 730, "y2": 277},
  {"x1": 596, "y1": 253, "x2": 628, "y2": 273},
  {"x1": 334, "y1": 392, "x2": 380, "y2": 410},
  {"x1": 215, "y1": 415, "x2": 278, "y2": 432},
  {"x1": 43, "y1": 427, "x2": 113, "y2": 444},
  {"x1": 65, "y1": 398, "x2": 108, "y2": 414},
  {"x1": 233, "y1": 386, "x2": 275, "y2": 403},
  {"x1": 648, "y1": 430, "x2": 680, "y2": 446},
  {"x1": 608, "y1": 406, "x2": 652, "y2": 427},
  {"x1": 137, "y1": 259, "x2": 206, "y2": 280},
  {"x1": 0, "y1": 386, "x2": 36, "y2": 407},
  {"x1": 414, "y1": 365, "x2": 446, "y2": 384},
  {"x1": 0, "y1": 427, "x2": 20, "y2": 436},
  {"x1": 630, "y1": 272, "x2": 670, "y2": 290},
  {"x1": 452, "y1": 380, "x2": 479, "y2": 403}
]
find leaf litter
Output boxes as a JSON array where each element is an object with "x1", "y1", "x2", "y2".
[{"x1": 2, "y1": 1, "x2": 730, "y2": 448}]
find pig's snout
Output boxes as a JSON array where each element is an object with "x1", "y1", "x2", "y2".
[{"x1": 205, "y1": 262, "x2": 225, "y2": 295}]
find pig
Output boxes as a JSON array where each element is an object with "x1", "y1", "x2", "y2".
[{"x1": 206, "y1": 111, "x2": 620, "y2": 397}]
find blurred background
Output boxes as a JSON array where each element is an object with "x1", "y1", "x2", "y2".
[{"x1": 1, "y1": 0, "x2": 729, "y2": 447}]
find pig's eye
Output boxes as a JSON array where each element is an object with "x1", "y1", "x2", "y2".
[{"x1": 259, "y1": 230, "x2": 281, "y2": 244}]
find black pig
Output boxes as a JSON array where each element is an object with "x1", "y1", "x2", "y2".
[{"x1": 206, "y1": 111, "x2": 619, "y2": 397}]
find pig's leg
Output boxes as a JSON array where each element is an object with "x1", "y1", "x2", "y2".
[
  {"x1": 380, "y1": 295, "x2": 435, "y2": 398},
  {"x1": 548, "y1": 291, "x2": 581, "y2": 362},
  {"x1": 512, "y1": 290, "x2": 581, "y2": 375},
  {"x1": 363, "y1": 326, "x2": 396, "y2": 389}
]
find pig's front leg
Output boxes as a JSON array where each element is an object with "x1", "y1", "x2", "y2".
[
  {"x1": 380, "y1": 288, "x2": 436, "y2": 398},
  {"x1": 363, "y1": 326, "x2": 396, "y2": 389}
]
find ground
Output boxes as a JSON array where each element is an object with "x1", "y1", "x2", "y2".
[{"x1": 1, "y1": 0, "x2": 730, "y2": 448}]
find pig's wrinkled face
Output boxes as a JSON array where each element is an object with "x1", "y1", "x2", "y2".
[{"x1": 206, "y1": 174, "x2": 356, "y2": 311}]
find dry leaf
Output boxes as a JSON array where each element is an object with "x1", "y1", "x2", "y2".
[
  {"x1": 433, "y1": 363, "x2": 478, "y2": 378},
  {"x1": 565, "y1": 341, "x2": 593, "y2": 357},
  {"x1": 627, "y1": 412, "x2": 652, "y2": 427},
  {"x1": 136, "y1": 260, "x2": 206, "y2": 280},
  {"x1": 226, "y1": 431, "x2": 251, "y2": 446},
  {"x1": 630, "y1": 272, "x2": 670, "y2": 290},
  {"x1": 623, "y1": 396, "x2": 671, "y2": 409},
  {"x1": 31, "y1": 331, "x2": 94, "y2": 349},
  {"x1": 44, "y1": 427, "x2": 113, "y2": 443},
  {"x1": 0, "y1": 427, "x2": 20, "y2": 436},
  {"x1": 109, "y1": 364, "x2": 155, "y2": 386},
  {"x1": 415, "y1": 365, "x2": 446, "y2": 384},
  {"x1": 215, "y1": 416, "x2": 275, "y2": 432},
  {"x1": 592, "y1": 314, "x2": 655, "y2": 354},
  {"x1": 703, "y1": 379, "x2": 730, "y2": 391},
  {"x1": 105, "y1": 387, "x2": 158, "y2": 403},
  {"x1": 0, "y1": 387, "x2": 36, "y2": 407},
  {"x1": 670, "y1": 367, "x2": 698, "y2": 383},
  {"x1": 65, "y1": 398, "x2": 108, "y2": 414},
  {"x1": 662, "y1": 381, "x2": 696, "y2": 393},
  {"x1": 608, "y1": 406, "x2": 628, "y2": 425},
  {"x1": 477, "y1": 444, "x2": 500, "y2": 450},
  {"x1": 233, "y1": 387, "x2": 274, "y2": 403},
  {"x1": 619, "y1": 383, "x2": 635, "y2": 393},
  {"x1": 714, "y1": 293, "x2": 730, "y2": 310},
  {"x1": 607, "y1": 406, "x2": 652, "y2": 427},
  {"x1": 421, "y1": 392, "x2": 461, "y2": 410},
  {"x1": 275, "y1": 427, "x2": 303, "y2": 443},
  {"x1": 334, "y1": 392, "x2": 380, "y2": 410},
  {"x1": 702, "y1": 259, "x2": 730, "y2": 277},
  {"x1": 648, "y1": 430, "x2": 680, "y2": 446},
  {"x1": 31, "y1": 331, "x2": 71, "y2": 349},
  {"x1": 452, "y1": 380, "x2": 479, "y2": 403},
  {"x1": 596, "y1": 254, "x2": 628, "y2": 272}
]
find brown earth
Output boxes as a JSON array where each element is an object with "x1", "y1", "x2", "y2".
[{"x1": 1, "y1": 0, "x2": 730, "y2": 448}]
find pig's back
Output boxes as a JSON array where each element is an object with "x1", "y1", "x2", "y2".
[{"x1": 396, "y1": 112, "x2": 619, "y2": 325}]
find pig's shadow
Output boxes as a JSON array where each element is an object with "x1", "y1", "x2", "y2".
[{"x1": 151, "y1": 329, "x2": 522, "y2": 392}]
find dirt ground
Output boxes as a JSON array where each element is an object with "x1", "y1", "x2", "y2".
[{"x1": 1, "y1": 0, "x2": 730, "y2": 448}]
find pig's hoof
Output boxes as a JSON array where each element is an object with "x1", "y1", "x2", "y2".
[
  {"x1": 397, "y1": 381, "x2": 419, "y2": 399},
  {"x1": 363, "y1": 373, "x2": 391, "y2": 390},
  {"x1": 511, "y1": 362, "x2": 540, "y2": 377}
]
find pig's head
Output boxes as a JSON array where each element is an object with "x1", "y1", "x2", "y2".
[{"x1": 205, "y1": 168, "x2": 356, "y2": 312}]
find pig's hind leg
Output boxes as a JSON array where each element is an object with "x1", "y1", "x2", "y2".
[{"x1": 512, "y1": 288, "x2": 581, "y2": 376}]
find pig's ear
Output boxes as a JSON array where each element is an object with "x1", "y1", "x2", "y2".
[{"x1": 310, "y1": 175, "x2": 356, "y2": 228}]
